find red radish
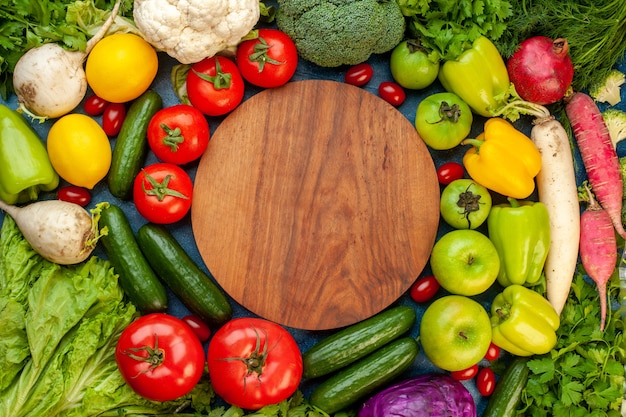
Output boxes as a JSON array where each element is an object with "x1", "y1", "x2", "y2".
[
  {"x1": 566, "y1": 91, "x2": 626, "y2": 240},
  {"x1": 507, "y1": 36, "x2": 574, "y2": 105},
  {"x1": 579, "y1": 185, "x2": 617, "y2": 331}
]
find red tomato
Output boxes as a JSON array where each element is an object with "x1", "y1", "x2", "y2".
[
  {"x1": 236, "y1": 28, "x2": 298, "y2": 88},
  {"x1": 186, "y1": 56, "x2": 245, "y2": 117},
  {"x1": 436, "y1": 161, "x2": 465, "y2": 185},
  {"x1": 344, "y1": 63, "x2": 373, "y2": 86},
  {"x1": 207, "y1": 317, "x2": 303, "y2": 410},
  {"x1": 83, "y1": 94, "x2": 109, "y2": 116},
  {"x1": 476, "y1": 367, "x2": 496, "y2": 396},
  {"x1": 183, "y1": 315, "x2": 211, "y2": 342},
  {"x1": 102, "y1": 102, "x2": 126, "y2": 136},
  {"x1": 57, "y1": 185, "x2": 91, "y2": 207},
  {"x1": 409, "y1": 275, "x2": 440, "y2": 303},
  {"x1": 115, "y1": 313, "x2": 205, "y2": 402},
  {"x1": 450, "y1": 363, "x2": 478, "y2": 381},
  {"x1": 133, "y1": 163, "x2": 193, "y2": 224},
  {"x1": 378, "y1": 81, "x2": 406, "y2": 106},
  {"x1": 484, "y1": 342, "x2": 501, "y2": 361},
  {"x1": 147, "y1": 104, "x2": 210, "y2": 165}
]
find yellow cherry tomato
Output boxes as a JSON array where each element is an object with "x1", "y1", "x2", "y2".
[
  {"x1": 86, "y1": 33, "x2": 158, "y2": 103},
  {"x1": 47, "y1": 114, "x2": 111, "y2": 189}
]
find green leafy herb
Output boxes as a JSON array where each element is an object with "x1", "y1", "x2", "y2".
[
  {"x1": 495, "y1": 0, "x2": 626, "y2": 93},
  {"x1": 396, "y1": 0, "x2": 514, "y2": 61},
  {"x1": 518, "y1": 270, "x2": 625, "y2": 416}
]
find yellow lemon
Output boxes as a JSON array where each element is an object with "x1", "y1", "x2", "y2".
[
  {"x1": 86, "y1": 33, "x2": 158, "y2": 103},
  {"x1": 47, "y1": 114, "x2": 111, "y2": 189}
]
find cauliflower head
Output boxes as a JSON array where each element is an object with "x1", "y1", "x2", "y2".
[
  {"x1": 133, "y1": 0, "x2": 260, "y2": 64},
  {"x1": 276, "y1": 0, "x2": 405, "y2": 67}
]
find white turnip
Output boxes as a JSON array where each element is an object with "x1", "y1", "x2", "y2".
[
  {"x1": 507, "y1": 36, "x2": 574, "y2": 105},
  {"x1": 0, "y1": 199, "x2": 104, "y2": 265},
  {"x1": 12, "y1": 0, "x2": 121, "y2": 120}
]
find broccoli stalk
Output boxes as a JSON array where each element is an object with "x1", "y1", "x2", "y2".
[
  {"x1": 603, "y1": 108, "x2": 626, "y2": 149},
  {"x1": 590, "y1": 69, "x2": 625, "y2": 106},
  {"x1": 275, "y1": 0, "x2": 405, "y2": 67}
]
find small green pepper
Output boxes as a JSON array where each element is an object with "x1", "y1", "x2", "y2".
[
  {"x1": 491, "y1": 285, "x2": 559, "y2": 357},
  {"x1": 487, "y1": 198, "x2": 551, "y2": 287},
  {"x1": 0, "y1": 104, "x2": 59, "y2": 204},
  {"x1": 438, "y1": 36, "x2": 510, "y2": 117}
]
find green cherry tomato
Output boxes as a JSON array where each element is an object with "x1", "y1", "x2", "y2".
[
  {"x1": 440, "y1": 179, "x2": 492, "y2": 230},
  {"x1": 415, "y1": 92, "x2": 473, "y2": 150},
  {"x1": 389, "y1": 39, "x2": 440, "y2": 90}
]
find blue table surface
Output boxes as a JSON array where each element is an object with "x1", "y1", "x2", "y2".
[{"x1": 1, "y1": 33, "x2": 625, "y2": 415}]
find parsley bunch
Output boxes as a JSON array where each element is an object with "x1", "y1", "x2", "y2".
[
  {"x1": 519, "y1": 272, "x2": 625, "y2": 416},
  {"x1": 396, "y1": 0, "x2": 513, "y2": 62}
]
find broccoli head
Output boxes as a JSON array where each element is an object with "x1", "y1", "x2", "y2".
[
  {"x1": 603, "y1": 108, "x2": 626, "y2": 149},
  {"x1": 590, "y1": 69, "x2": 625, "y2": 106},
  {"x1": 275, "y1": 0, "x2": 406, "y2": 67}
]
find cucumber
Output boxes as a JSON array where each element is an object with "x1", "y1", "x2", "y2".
[
  {"x1": 136, "y1": 223, "x2": 233, "y2": 326},
  {"x1": 108, "y1": 90, "x2": 162, "y2": 199},
  {"x1": 99, "y1": 204, "x2": 168, "y2": 313},
  {"x1": 482, "y1": 356, "x2": 530, "y2": 417},
  {"x1": 309, "y1": 337, "x2": 419, "y2": 414},
  {"x1": 303, "y1": 305, "x2": 416, "y2": 378}
]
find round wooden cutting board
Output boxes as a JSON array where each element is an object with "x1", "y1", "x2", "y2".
[{"x1": 191, "y1": 80, "x2": 440, "y2": 330}]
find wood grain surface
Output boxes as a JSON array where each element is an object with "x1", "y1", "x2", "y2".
[{"x1": 191, "y1": 80, "x2": 440, "y2": 330}]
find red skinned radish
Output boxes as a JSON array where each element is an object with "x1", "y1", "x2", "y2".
[
  {"x1": 531, "y1": 115, "x2": 580, "y2": 315},
  {"x1": 566, "y1": 91, "x2": 626, "y2": 240},
  {"x1": 0, "y1": 199, "x2": 105, "y2": 264},
  {"x1": 12, "y1": 0, "x2": 121, "y2": 120},
  {"x1": 507, "y1": 36, "x2": 574, "y2": 105},
  {"x1": 579, "y1": 185, "x2": 617, "y2": 331}
]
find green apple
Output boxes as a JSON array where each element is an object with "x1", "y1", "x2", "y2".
[
  {"x1": 420, "y1": 295, "x2": 492, "y2": 371},
  {"x1": 430, "y1": 229, "x2": 499, "y2": 296}
]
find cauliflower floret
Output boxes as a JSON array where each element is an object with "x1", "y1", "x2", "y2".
[{"x1": 133, "y1": 0, "x2": 260, "y2": 64}]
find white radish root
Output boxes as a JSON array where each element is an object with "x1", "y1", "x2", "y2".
[
  {"x1": 531, "y1": 115, "x2": 581, "y2": 316},
  {"x1": 12, "y1": 0, "x2": 121, "y2": 121},
  {"x1": 0, "y1": 199, "x2": 104, "y2": 265}
]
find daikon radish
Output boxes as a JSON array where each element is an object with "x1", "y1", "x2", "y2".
[
  {"x1": 0, "y1": 199, "x2": 105, "y2": 264},
  {"x1": 531, "y1": 115, "x2": 580, "y2": 316}
]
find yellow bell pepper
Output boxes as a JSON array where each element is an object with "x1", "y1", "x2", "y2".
[{"x1": 462, "y1": 118, "x2": 542, "y2": 199}]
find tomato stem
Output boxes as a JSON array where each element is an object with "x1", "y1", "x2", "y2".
[
  {"x1": 141, "y1": 169, "x2": 189, "y2": 201},
  {"x1": 123, "y1": 333, "x2": 165, "y2": 376},
  {"x1": 159, "y1": 123, "x2": 184, "y2": 151}
]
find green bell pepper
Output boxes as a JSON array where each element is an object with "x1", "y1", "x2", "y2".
[
  {"x1": 491, "y1": 284, "x2": 559, "y2": 357},
  {"x1": 487, "y1": 198, "x2": 550, "y2": 287},
  {"x1": 0, "y1": 104, "x2": 59, "y2": 204},
  {"x1": 438, "y1": 36, "x2": 510, "y2": 117}
]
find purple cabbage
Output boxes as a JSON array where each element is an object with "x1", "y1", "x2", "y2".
[{"x1": 358, "y1": 374, "x2": 476, "y2": 417}]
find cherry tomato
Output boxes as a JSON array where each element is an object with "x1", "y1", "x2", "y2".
[
  {"x1": 236, "y1": 28, "x2": 298, "y2": 88},
  {"x1": 207, "y1": 317, "x2": 303, "y2": 410},
  {"x1": 344, "y1": 63, "x2": 373, "y2": 86},
  {"x1": 450, "y1": 363, "x2": 478, "y2": 381},
  {"x1": 409, "y1": 275, "x2": 440, "y2": 303},
  {"x1": 147, "y1": 104, "x2": 210, "y2": 165},
  {"x1": 186, "y1": 56, "x2": 245, "y2": 117},
  {"x1": 484, "y1": 342, "x2": 501, "y2": 361},
  {"x1": 83, "y1": 94, "x2": 109, "y2": 116},
  {"x1": 115, "y1": 313, "x2": 205, "y2": 402},
  {"x1": 57, "y1": 185, "x2": 91, "y2": 207},
  {"x1": 476, "y1": 367, "x2": 496, "y2": 396},
  {"x1": 378, "y1": 81, "x2": 406, "y2": 106},
  {"x1": 183, "y1": 315, "x2": 211, "y2": 342},
  {"x1": 133, "y1": 163, "x2": 193, "y2": 224},
  {"x1": 436, "y1": 161, "x2": 465, "y2": 185},
  {"x1": 102, "y1": 102, "x2": 126, "y2": 137}
]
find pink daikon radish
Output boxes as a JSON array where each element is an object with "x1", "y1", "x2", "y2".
[
  {"x1": 531, "y1": 115, "x2": 580, "y2": 316},
  {"x1": 579, "y1": 185, "x2": 617, "y2": 331},
  {"x1": 0, "y1": 199, "x2": 104, "y2": 264},
  {"x1": 566, "y1": 91, "x2": 626, "y2": 240}
]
